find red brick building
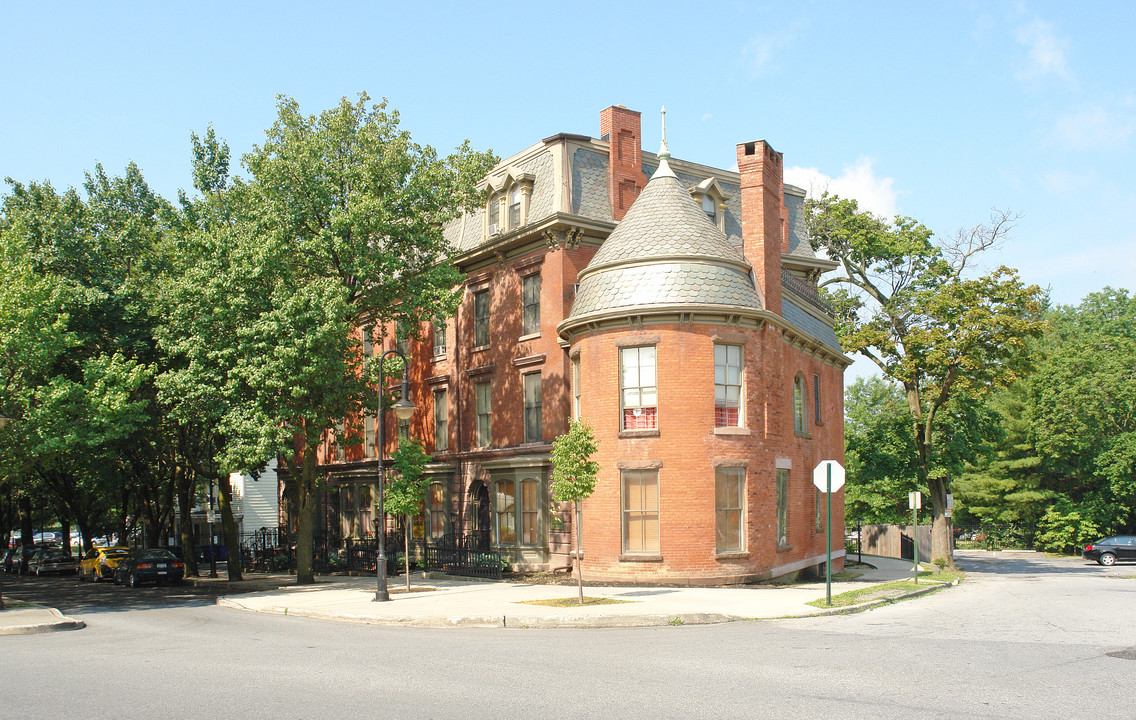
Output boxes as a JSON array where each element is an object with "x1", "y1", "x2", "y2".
[{"x1": 316, "y1": 105, "x2": 849, "y2": 583}]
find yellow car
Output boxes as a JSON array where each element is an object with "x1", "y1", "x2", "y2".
[{"x1": 79, "y1": 546, "x2": 131, "y2": 582}]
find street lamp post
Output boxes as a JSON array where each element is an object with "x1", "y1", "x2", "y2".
[
  {"x1": 0, "y1": 412, "x2": 14, "y2": 612},
  {"x1": 374, "y1": 349, "x2": 415, "y2": 602}
]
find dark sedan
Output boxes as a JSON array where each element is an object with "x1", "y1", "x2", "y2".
[
  {"x1": 1083, "y1": 536, "x2": 1136, "y2": 566},
  {"x1": 113, "y1": 549, "x2": 185, "y2": 588},
  {"x1": 28, "y1": 548, "x2": 79, "y2": 576}
]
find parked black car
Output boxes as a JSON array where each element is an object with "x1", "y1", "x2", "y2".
[
  {"x1": 113, "y1": 549, "x2": 185, "y2": 588},
  {"x1": 28, "y1": 548, "x2": 79, "y2": 576},
  {"x1": 1083, "y1": 536, "x2": 1136, "y2": 566}
]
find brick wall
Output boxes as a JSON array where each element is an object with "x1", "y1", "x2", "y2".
[{"x1": 573, "y1": 320, "x2": 844, "y2": 583}]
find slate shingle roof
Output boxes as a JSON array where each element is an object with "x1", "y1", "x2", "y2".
[{"x1": 569, "y1": 171, "x2": 762, "y2": 320}]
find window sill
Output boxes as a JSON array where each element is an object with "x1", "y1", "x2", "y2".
[
  {"x1": 619, "y1": 554, "x2": 663, "y2": 563},
  {"x1": 431, "y1": 353, "x2": 447, "y2": 362},
  {"x1": 777, "y1": 542, "x2": 793, "y2": 553},
  {"x1": 715, "y1": 551, "x2": 750, "y2": 560},
  {"x1": 619, "y1": 429, "x2": 660, "y2": 439},
  {"x1": 713, "y1": 427, "x2": 751, "y2": 436},
  {"x1": 471, "y1": 344, "x2": 490, "y2": 354},
  {"x1": 518, "y1": 332, "x2": 541, "y2": 342},
  {"x1": 794, "y1": 430, "x2": 813, "y2": 439}
]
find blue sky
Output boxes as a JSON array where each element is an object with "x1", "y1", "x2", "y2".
[{"x1": 3, "y1": 1, "x2": 1132, "y2": 330}]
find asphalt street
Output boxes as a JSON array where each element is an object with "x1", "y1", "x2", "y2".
[{"x1": 1, "y1": 552, "x2": 1132, "y2": 719}]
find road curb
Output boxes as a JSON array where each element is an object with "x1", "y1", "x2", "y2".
[
  {"x1": 0, "y1": 606, "x2": 86, "y2": 635},
  {"x1": 216, "y1": 596, "x2": 744, "y2": 629}
]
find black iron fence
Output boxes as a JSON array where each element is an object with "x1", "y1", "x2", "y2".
[
  {"x1": 228, "y1": 528, "x2": 503, "y2": 579},
  {"x1": 423, "y1": 533, "x2": 503, "y2": 580}
]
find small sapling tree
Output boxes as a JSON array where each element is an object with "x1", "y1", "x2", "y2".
[
  {"x1": 386, "y1": 437, "x2": 431, "y2": 592},
  {"x1": 550, "y1": 419, "x2": 600, "y2": 604}
]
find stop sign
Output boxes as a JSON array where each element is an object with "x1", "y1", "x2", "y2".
[{"x1": 813, "y1": 460, "x2": 845, "y2": 493}]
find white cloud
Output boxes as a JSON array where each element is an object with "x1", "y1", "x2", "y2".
[
  {"x1": 1014, "y1": 18, "x2": 1073, "y2": 84},
  {"x1": 1052, "y1": 105, "x2": 1136, "y2": 150},
  {"x1": 784, "y1": 158, "x2": 898, "y2": 218},
  {"x1": 741, "y1": 34, "x2": 787, "y2": 75},
  {"x1": 701, "y1": 113, "x2": 713, "y2": 122}
]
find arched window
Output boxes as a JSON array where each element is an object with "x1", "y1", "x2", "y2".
[{"x1": 793, "y1": 374, "x2": 808, "y2": 434}]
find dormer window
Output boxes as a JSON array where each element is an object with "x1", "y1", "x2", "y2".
[
  {"x1": 484, "y1": 170, "x2": 535, "y2": 239},
  {"x1": 690, "y1": 178, "x2": 730, "y2": 233},
  {"x1": 487, "y1": 193, "x2": 501, "y2": 235},
  {"x1": 509, "y1": 185, "x2": 523, "y2": 228},
  {"x1": 701, "y1": 194, "x2": 716, "y2": 221}
]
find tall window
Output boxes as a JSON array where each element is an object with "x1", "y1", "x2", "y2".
[
  {"x1": 776, "y1": 469, "x2": 789, "y2": 547},
  {"x1": 397, "y1": 418, "x2": 409, "y2": 443},
  {"x1": 493, "y1": 477, "x2": 542, "y2": 546},
  {"x1": 426, "y1": 482, "x2": 447, "y2": 541},
  {"x1": 364, "y1": 414, "x2": 376, "y2": 458},
  {"x1": 716, "y1": 468, "x2": 745, "y2": 552},
  {"x1": 521, "y1": 273, "x2": 541, "y2": 335},
  {"x1": 521, "y1": 478, "x2": 540, "y2": 544},
  {"x1": 475, "y1": 381, "x2": 492, "y2": 446},
  {"x1": 523, "y1": 373, "x2": 542, "y2": 443},
  {"x1": 815, "y1": 486, "x2": 824, "y2": 531},
  {"x1": 433, "y1": 389, "x2": 448, "y2": 452},
  {"x1": 396, "y1": 320, "x2": 409, "y2": 356},
  {"x1": 333, "y1": 420, "x2": 346, "y2": 462},
  {"x1": 341, "y1": 485, "x2": 372, "y2": 539},
  {"x1": 494, "y1": 480, "x2": 515, "y2": 544},
  {"x1": 793, "y1": 375, "x2": 808, "y2": 434},
  {"x1": 572, "y1": 355, "x2": 581, "y2": 419},
  {"x1": 363, "y1": 326, "x2": 374, "y2": 356},
  {"x1": 473, "y1": 290, "x2": 489, "y2": 347},
  {"x1": 509, "y1": 185, "x2": 522, "y2": 228},
  {"x1": 622, "y1": 469, "x2": 660, "y2": 554},
  {"x1": 813, "y1": 374, "x2": 821, "y2": 425},
  {"x1": 714, "y1": 344, "x2": 743, "y2": 427},
  {"x1": 433, "y1": 319, "x2": 446, "y2": 357},
  {"x1": 621, "y1": 346, "x2": 657, "y2": 430}
]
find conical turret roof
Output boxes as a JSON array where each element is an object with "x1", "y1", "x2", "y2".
[{"x1": 567, "y1": 141, "x2": 763, "y2": 321}]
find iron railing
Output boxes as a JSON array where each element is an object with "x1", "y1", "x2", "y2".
[{"x1": 423, "y1": 533, "x2": 502, "y2": 580}]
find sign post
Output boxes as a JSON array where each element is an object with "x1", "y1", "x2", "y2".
[
  {"x1": 909, "y1": 491, "x2": 922, "y2": 584},
  {"x1": 813, "y1": 460, "x2": 846, "y2": 606}
]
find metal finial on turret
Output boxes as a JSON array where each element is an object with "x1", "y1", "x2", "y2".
[{"x1": 652, "y1": 105, "x2": 676, "y2": 179}]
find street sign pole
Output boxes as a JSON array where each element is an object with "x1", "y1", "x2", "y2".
[{"x1": 826, "y1": 463, "x2": 832, "y2": 606}]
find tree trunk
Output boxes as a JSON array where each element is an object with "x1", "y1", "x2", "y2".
[
  {"x1": 177, "y1": 469, "x2": 198, "y2": 577},
  {"x1": 404, "y1": 520, "x2": 411, "y2": 592},
  {"x1": 295, "y1": 448, "x2": 318, "y2": 585},
  {"x1": 913, "y1": 414, "x2": 955, "y2": 569},
  {"x1": 19, "y1": 496, "x2": 33, "y2": 550},
  {"x1": 574, "y1": 501, "x2": 584, "y2": 605},
  {"x1": 59, "y1": 517, "x2": 72, "y2": 557},
  {"x1": 217, "y1": 474, "x2": 243, "y2": 581}
]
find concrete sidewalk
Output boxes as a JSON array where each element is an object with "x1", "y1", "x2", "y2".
[
  {"x1": 0, "y1": 604, "x2": 84, "y2": 635},
  {"x1": 217, "y1": 555, "x2": 944, "y2": 628}
]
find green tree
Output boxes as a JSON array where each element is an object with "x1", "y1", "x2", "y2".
[
  {"x1": 550, "y1": 419, "x2": 600, "y2": 604},
  {"x1": 210, "y1": 93, "x2": 495, "y2": 584},
  {"x1": 386, "y1": 437, "x2": 432, "y2": 592},
  {"x1": 1028, "y1": 288, "x2": 1136, "y2": 544},
  {"x1": 807, "y1": 195, "x2": 1045, "y2": 566}
]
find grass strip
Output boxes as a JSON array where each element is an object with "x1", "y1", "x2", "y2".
[{"x1": 807, "y1": 570, "x2": 964, "y2": 609}]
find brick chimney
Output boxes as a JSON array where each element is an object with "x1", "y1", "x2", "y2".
[
  {"x1": 737, "y1": 140, "x2": 784, "y2": 315},
  {"x1": 600, "y1": 105, "x2": 647, "y2": 221}
]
